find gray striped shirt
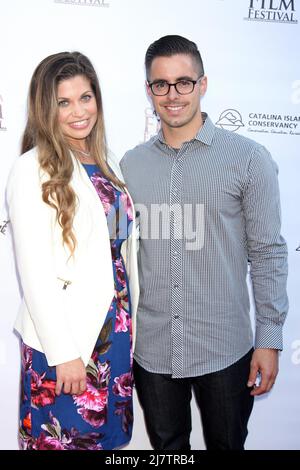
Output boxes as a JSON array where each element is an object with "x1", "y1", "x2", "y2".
[{"x1": 120, "y1": 114, "x2": 288, "y2": 378}]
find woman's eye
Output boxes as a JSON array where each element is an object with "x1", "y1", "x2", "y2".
[
  {"x1": 58, "y1": 100, "x2": 68, "y2": 107},
  {"x1": 82, "y1": 95, "x2": 92, "y2": 102}
]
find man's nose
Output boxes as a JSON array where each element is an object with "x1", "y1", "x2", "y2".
[{"x1": 167, "y1": 84, "x2": 180, "y2": 99}]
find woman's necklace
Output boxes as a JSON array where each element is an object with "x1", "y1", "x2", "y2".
[
  {"x1": 70, "y1": 147, "x2": 90, "y2": 158},
  {"x1": 69, "y1": 147, "x2": 97, "y2": 164}
]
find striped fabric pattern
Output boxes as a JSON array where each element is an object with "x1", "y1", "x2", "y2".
[{"x1": 120, "y1": 114, "x2": 288, "y2": 379}]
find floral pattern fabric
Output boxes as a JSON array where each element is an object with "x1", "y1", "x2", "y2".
[{"x1": 19, "y1": 164, "x2": 133, "y2": 450}]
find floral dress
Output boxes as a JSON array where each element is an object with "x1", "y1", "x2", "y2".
[{"x1": 19, "y1": 164, "x2": 134, "y2": 450}]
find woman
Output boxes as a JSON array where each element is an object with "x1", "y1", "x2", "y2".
[{"x1": 6, "y1": 52, "x2": 139, "y2": 450}]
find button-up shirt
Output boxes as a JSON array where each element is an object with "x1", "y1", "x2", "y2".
[{"x1": 120, "y1": 114, "x2": 288, "y2": 378}]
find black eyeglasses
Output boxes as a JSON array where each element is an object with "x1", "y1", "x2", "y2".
[{"x1": 148, "y1": 76, "x2": 203, "y2": 96}]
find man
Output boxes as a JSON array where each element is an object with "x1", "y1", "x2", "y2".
[{"x1": 120, "y1": 35, "x2": 288, "y2": 450}]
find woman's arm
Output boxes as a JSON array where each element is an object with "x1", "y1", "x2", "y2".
[{"x1": 6, "y1": 153, "x2": 81, "y2": 367}]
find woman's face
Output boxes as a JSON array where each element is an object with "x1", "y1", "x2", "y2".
[{"x1": 57, "y1": 75, "x2": 98, "y2": 149}]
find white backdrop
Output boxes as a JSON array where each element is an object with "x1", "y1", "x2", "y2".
[{"x1": 0, "y1": 0, "x2": 299, "y2": 450}]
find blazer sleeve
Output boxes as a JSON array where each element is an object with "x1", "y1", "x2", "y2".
[
  {"x1": 107, "y1": 149, "x2": 125, "y2": 183},
  {"x1": 6, "y1": 154, "x2": 81, "y2": 366}
]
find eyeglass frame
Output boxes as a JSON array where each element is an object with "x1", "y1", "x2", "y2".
[{"x1": 148, "y1": 75, "x2": 204, "y2": 96}]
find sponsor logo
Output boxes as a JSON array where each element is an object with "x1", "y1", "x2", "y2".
[
  {"x1": 216, "y1": 109, "x2": 300, "y2": 136},
  {"x1": 215, "y1": 109, "x2": 244, "y2": 132},
  {"x1": 245, "y1": 0, "x2": 297, "y2": 24},
  {"x1": 0, "y1": 95, "x2": 7, "y2": 131},
  {"x1": 54, "y1": 0, "x2": 109, "y2": 7},
  {"x1": 0, "y1": 220, "x2": 10, "y2": 235},
  {"x1": 291, "y1": 80, "x2": 300, "y2": 104},
  {"x1": 247, "y1": 112, "x2": 300, "y2": 135},
  {"x1": 143, "y1": 107, "x2": 160, "y2": 142}
]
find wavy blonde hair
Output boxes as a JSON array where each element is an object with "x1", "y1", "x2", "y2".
[{"x1": 21, "y1": 51, "x2": 124, "y2": 256}]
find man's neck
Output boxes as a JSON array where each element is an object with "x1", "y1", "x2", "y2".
[{"x1": 162, "y1": 115, "x2": 204, "y2": 149}]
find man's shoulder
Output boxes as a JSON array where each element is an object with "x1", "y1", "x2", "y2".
[
  {"x1": 214, "y1": 126, "x2": 264, "y2": 153},
  {"x1": 213, "y1": 127, "x2": 277, "y2": 178},
  {"x1": 121, "y1": 137, "x2": 157, "y2": 167},
  {"x1": 126, "y1": 136, "x2": 157, "y2": 156},
  {"x1": 213, "y1": 126, "x2": 275, "y2": 167}
]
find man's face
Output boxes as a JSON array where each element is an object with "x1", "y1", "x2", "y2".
[{"x1": 147, "y1": 53, "x2": 207, "y2": 134}]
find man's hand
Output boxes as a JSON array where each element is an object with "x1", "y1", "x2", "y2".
[
  {"x1": 247, "y1": 348, "x2": 279, "y2": 396},
  {"x1": 55, "y1": 357, "x2": 87, "y2": 396}
]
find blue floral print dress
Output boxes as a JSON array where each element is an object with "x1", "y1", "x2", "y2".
[{"x1": 19, "y1": 164, "x2": 134, "y2": 450}]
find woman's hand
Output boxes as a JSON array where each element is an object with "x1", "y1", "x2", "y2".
[{"x1": 55, "y1": 357, "x2": 87, "y2": 396}]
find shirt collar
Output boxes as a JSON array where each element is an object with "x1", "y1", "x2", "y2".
[{"x1": 154, "y1": 112, "x2": 215, "y2": 147}]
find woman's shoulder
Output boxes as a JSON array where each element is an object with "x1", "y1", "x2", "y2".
[
  {"x1": 17, "y1": 147, "x2": 38, "y2": 165},
  {"x1": 10, "y1": 147, "x2": 38, "y2": 172},
  {"x1": 7, "y1": 147, "x2": 39, "y2": 188}
]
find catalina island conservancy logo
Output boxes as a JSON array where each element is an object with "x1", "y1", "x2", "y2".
[
  {"x1": 216, "y1": 109, "x2": 300, "y2": 136},
  {"x1": 244, "y1": 0, "x2": 297, "y2": 24},
  {"x1": 215, "y1": 109, "x2": 245, "y2": 132},
  {"x1": 247, "y1": 112, "x2": 300, "y2": 135},
  {"x1": 0, "y1": 95, "x2": 7, "y2": 131},
  {"x1": 54, "y1": 0, "x2": 109, "y2": 7}
]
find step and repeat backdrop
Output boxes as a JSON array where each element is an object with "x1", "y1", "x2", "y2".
[{"x1": 0, "y1": 0, "x2": 299, "y2": 450}]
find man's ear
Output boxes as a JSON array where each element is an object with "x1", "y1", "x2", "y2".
[
  {"x1": 146, "y1": 80, "x2": 152, "y2": 98},
  {"x1": 200, "y1": 76, "x2": 208, "y2": 97}
]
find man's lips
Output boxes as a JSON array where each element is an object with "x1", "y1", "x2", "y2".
[
  {"x1": 163, "y1": 104, "x2": 186, "y2": 114},
  {"x1": 165, "y1": 105, "x2": 185, "y2": 111}
]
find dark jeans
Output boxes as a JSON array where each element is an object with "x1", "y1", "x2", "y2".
[{"x1": 133, "y1": 349, "x2": 254, "y2": 450}]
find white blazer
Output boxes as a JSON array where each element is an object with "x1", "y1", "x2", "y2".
[{"x1": 6, "y1": 148, "x2": 139, "y2": 366}]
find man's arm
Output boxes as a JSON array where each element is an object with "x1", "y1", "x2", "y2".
[{"x1": 242, "y1": 145, "x2": 288, "y2": 395}]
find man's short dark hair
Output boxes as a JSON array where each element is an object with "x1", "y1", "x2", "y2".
[{"x1": 145, "y1": 35, "x2": 204, "y2": 80}]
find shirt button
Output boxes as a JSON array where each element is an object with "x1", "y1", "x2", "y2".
[
  {"x1": 174, "y1": 284, "x2": 179, "y2": 289},
  {"x1": 174, "y1": 315, "x2": 179, "y2": 319}
]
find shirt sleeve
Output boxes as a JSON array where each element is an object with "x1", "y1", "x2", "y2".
[{"x1": 242, "y1": 145, "x2": 288, "y2": 350}]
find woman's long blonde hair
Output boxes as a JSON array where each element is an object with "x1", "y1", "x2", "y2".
[{"x1": 21, "y1": 51, "x2": 124, "y2": 256}]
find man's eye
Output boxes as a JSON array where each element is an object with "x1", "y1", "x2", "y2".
[
  {"x1": 155, "y1": 82, "x2": 167, "y2": 89},
  {"x1": 178, "y1": 80, "x2": 191, "y2": 87}
]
